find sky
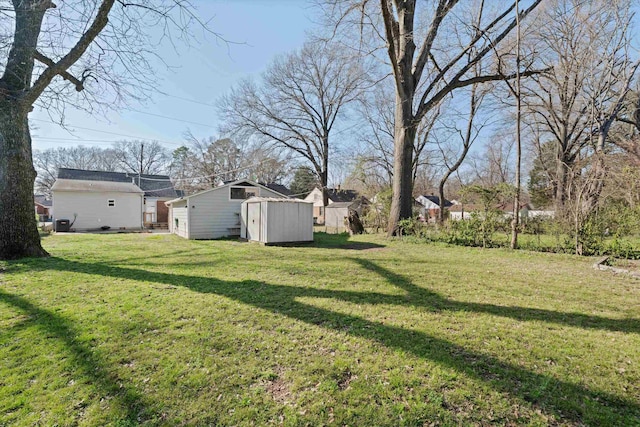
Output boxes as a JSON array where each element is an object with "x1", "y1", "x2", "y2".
[{"x1": 30, "y1": 0, "x2": 317, "y2": 152}]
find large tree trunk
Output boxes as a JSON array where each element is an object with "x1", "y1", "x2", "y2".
[
  {"x1": 0, "y1": 101, "x2": 49, "y2": 259},
  {"x1": 387, "y1": 98, "x2": 416, "y2": 236}
]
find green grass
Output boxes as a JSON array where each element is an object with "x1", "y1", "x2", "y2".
[{"x1": 0, "y1": 232, "x2": 639, "y2": 426}]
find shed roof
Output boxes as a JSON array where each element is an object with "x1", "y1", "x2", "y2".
[
  {"x1": 52, "y1": 179, "x2": 144, "y2": 194},
  {"x1": 242, "y1": 197, "x2": 310, "y2": 204}
]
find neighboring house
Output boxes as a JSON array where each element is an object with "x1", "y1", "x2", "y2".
[
  {"x1": 415, "y1": 194, "x2": 453, "y2": 222},
  {"x1": 449, "y1": 204, "x2": 481, "y2": 221},
  {"x1": 52, "y1": 168, "x2": 180, "y2": 231},
  {"x1": 324, "y1": 197, "x2": 370, "y2": 232},
  {"x1": 165, "y1": 179, "x2": 286, "y2": 240},
  {"x1": 497, "y1": 202, "x2": 532, "y2": 220},
  {"x1": 34, "y1": 194, "x2": 53, "y2": 222},
  {"x1": 449, "y1": 202, "x2": 532, "y2": 221},
  {"x1": 304, "y1": 187, "x2": 365, "y2": 224}
]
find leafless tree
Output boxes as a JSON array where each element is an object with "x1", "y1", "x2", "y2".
[
  {"x1": 219, "y1": 40, "x2": 366, "y2": 208},
  {"x1": 323, "y1": 0, "x2": 544, "y2": 236},
  {"x1": 521, "y1": 0, "x2": 638, "y2": 218},
  {"x1": 112, "y1": 140, "x2": 169, "y2": 176},
  {"x1": 0, "y1": 0, "x2": 216, "y2": 259},
  {"x1": 33, "y1": 145, "x2": 119, "y2": 196}
]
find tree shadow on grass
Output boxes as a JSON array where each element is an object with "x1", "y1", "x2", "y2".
[
  {"x1": 0, "y1": 290, "x2": 155, "y2": 425},
  {"x1": 12, "y1": 257, "x2": 640, "y2": 424}
]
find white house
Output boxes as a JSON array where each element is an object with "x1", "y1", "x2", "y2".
[
  {"x1": 240, "y1": 197, "x2": 313, "y2": 244},
  {"x1": 51, "y1": 168, "x2": 181, "y2": 231},
  {"x1": 52, "y1": 179, "x2": 144, "y2": 231},
  {"x1": 165, "y1": 180, "x2": 286, "y2": 239}
]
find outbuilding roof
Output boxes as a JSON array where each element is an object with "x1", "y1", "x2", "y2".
[{"x1": 165, "y1": 179, "x2": 287, "y2": 205}]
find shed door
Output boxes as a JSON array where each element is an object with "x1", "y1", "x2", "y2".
[{"x1": 247, "y1": 202, "x2": 261, "y2": 241}]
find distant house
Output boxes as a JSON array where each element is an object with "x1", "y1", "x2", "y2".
[
  {"x1": 34, "y1": 194, "x2": 53, "y2": 222},
  {"x1": 449, "y1": 204, "x2": 480, "y2": 221},
  {"x1": 52, "y1": 168, "x2": 180, "y2": 231},
  {"x1": 415, "y1": 194, "x2": 453, "y2": 222},
  {"x1": 497, "y1": 202, "x2": 532, "y2": 220},
  {"x1": 304, "y1": 187, "x2": 366, "y2": 225},
  {"x1": 449, "y1": 202, "x2": 532, "y2": 221},
  {"x1": 165, "y1": 179, "x2": 287, "y2": 240}
]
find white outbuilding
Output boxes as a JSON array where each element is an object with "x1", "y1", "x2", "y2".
[
  {"x1": 241, "y1": 197, "x2": 313, "y2": 244},
  {"x1": 165, "y1": 180, "x2": 287, "y2": 239}
]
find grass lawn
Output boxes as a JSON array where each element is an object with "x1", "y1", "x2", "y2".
[{"x1": 0, "y1": 232, "x2": 639, "y2": 426}]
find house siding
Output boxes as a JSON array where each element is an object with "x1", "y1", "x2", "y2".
[
  {"x1": 53, "y1": 190, "x2": 143, "y2": 230},
  {"x1": 181, "y1": 185, "x2": 283, "y2": 240}
]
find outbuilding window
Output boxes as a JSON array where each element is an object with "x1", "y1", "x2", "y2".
[
  {"x1": 230, "y1": 187, "x2": 257, "y2": 200},
  {"x1": 108, "y1": 199, "x2": 115, "y2": 207}
]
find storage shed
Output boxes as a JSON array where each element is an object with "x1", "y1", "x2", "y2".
[
  {"x1": 241, "y1": 198, "x2": 313, "y2": 244},
  {"x1": 165, "y1": 180, "x2": 286, "y2": 239}
]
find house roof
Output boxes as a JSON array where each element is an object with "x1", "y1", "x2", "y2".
[
  {"x1": 52, "y1": 179, "x2": 144, "y2": 194},
  {"x1": 165, "y1": 179, "x2": 286, "y2": 205},
  {"x1": 260, "y1": 183, "x2": 293, "y2": 197},
  {"x1": 34, "y1": 194, "x2": 52, "y2": 207},
  {"x1": 327, "y1": 188, "x2": 360, "y2": 203},
  {"x1": 56, "y1": 168, "x2": 179, "y2": 198},
  {"x1": 416, "y1": 195, "x2": 453, "y2": 208}
]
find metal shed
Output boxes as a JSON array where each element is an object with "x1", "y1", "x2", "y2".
[{"x1": 241, "y1": 197, "x2": 313, "y2": 244}]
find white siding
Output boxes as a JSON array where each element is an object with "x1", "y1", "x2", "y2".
[
  {"x1": 264, "y1": 201, "x2": 313, "y2": 243},
  {"x1": 325, "y1": 206, "x2": 349, "y2": 230},
  {"x1": 53, "y1": 190, "x2": 143, "y2": 230},
  {"x1": 186, "y1": 185, "x2": 283, "y2": 240},
  {"x1": 170, "y1": 200, "x2": 189, "y2": 238}
]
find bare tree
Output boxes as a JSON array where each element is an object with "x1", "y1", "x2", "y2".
[
  {"x1": 219, "y1": 40, "x2": 366, "y2": 208},
  {"x1": 0, "y1": 0, "x2": 213, "y2": 259},
  {"x1": 324, "y1": 0, "x2": 544, "y2": 236},
  {"x1": 435, "y1": 81, "x2": 489, "y2": 224},
  {"x1": 112, "y1": 140, "x2": 169, "y2": 176},
  {"x1": 33, "y1": 145, "x2": 119, "y2": 196},
  {"x1": 521, "y1": 0, "x2": 637, "y2": 217}
]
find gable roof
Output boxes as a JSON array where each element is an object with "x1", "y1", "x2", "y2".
[
  {"x1": 165, "y1": 179, "x2": 286, "y2": 205},
  {"x1": 260, "y1": 182, "x2": 293, "y2": 197},
  {"x1": 416, "y1": 195, "x2": 453, "y2": 208},
  {"x1": 327, "y1": 188, "x2": 360, "y2": 203},
  {"x1": 52, "y1": 178, "x2": 144, "y2": 194},
  {"x1": 34, "y1": 194, "x2": 52, "y2": 207},
  {"x1": 56, "y1": 168, "x2": 179, "y2": 198}
]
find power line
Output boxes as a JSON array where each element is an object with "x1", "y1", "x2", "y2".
[
  {"x1": 30, "y1": 119, "x2": 185, "y2": 147},
  {"x1": 124, "y1": 108, "x2": 215, "y2": 128}
]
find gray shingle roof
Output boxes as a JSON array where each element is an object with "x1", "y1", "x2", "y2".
[{"x1": 56, "y1": 168, "x2": 179, "y2": 198}]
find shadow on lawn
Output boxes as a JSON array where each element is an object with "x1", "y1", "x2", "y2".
[
  {"x1": 7, "y1": 256, "x2": 640, "y2": 424},
  {"x1": 0, "y1": 290, "x2": 152, "y2": 425}
]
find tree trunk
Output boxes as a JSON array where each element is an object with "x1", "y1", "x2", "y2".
[
  {"x1": 0, "y1": 101, "x2": 49, "y2": 259},
  {"x1": 387, "y1": 93, "x2": 416, "y2": 237}
]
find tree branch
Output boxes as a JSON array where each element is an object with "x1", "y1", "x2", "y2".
[{"x1": 24, "y1": 0, "x2": 116, "y2": 105}]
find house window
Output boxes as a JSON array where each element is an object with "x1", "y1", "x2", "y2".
[
  {"x1": 108, "y1": 199, "x2": 115, "y2": 207},
  {"x1": 230, "y1": 187, "x2": 257, "y2": 200},
  {"x1": 319, "y1": 206, "x2": 324, "y2": 216}
]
